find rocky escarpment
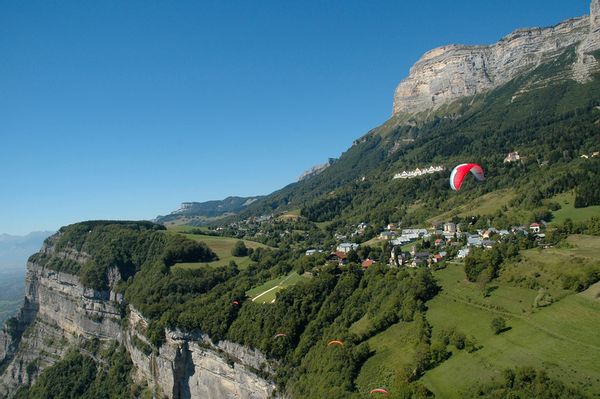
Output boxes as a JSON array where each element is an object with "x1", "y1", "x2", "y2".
[
  {"x1": 126, "y1": 308, "x2": 275, "y2": 399},
  {"x1": 393, "y1": 0, "x2": 600, "y2": 115},
  {"x1": 0, "y1": 241, "x2": 277, "y2": 398}
]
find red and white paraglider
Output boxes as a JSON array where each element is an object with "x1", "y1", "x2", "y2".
[{"x1": 449, "y1": 163, "x2": 485, "y2": 191}]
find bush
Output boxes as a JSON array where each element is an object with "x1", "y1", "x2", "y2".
[
  {"x1": 491, "y1": 317, "x2": 507, "y2": 334},
  {"x1": 231, "y1": 241, "x2": 248, "y2": 257}
]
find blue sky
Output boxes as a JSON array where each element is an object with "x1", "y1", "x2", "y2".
[{"x1": 0, "y1": 0, "x2": 590, "y2": 235}]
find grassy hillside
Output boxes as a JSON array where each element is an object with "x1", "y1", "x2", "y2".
[
  {"x1": 551, "y1": 192, "x2": 600, "y2": 224},
  {"x1": 419, "y1": 235, "x2": 600, "y2": 397}
]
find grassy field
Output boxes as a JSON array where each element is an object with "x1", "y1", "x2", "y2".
[
  {"x1": 278, "y1": 209, "x2": 301, "y2": 221},
  {"x1": 246, "y1": 272, "x2": 310, "y2": 304},
  {"x1": 418, "y1": 235, "x2": 600, "y2": 397},
  {"x1": 427, "y1": 189, "x2": 518, "y2": 224},
  {"x1": 167, "y1": 225, "x2": 210, "y2": 233},
  {"x1": 551, "y1": 192, "x2": 600, "y2": 224},
  {"x1": 500, "y1": 235, "x2": 600, "y2": 298},
  {"x1": 353, "y1": 235, "x2": 600, "y2": 397},
  {"x1": 169, "y1": 232, "x2": 269, "y2": 270}
]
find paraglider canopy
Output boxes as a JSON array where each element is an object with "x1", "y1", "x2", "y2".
[
  {"x1": 449, "y1": 163, "x2": 485, "y2": 191},
  {"x1": 232, "y1": 300, "x2": 240, "y2": 306},
  {"x1": 369, "y1": 388, "x2": 390, "y2": 396},
  {"x1": 274, "y1": 333, "x2": 288, "y2": 338},
  {"x1": 327, "y1": 340, "x2": 344, "y2": 347}
]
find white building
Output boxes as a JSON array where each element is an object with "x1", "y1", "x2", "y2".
[
  {"x1": 337, "y1": 243, "x2": 359, "y2": 253},
  {"x1": 504, "y1": 151, "x2": 521, "y2": 163},
  {"x1": 457, "y1": 248, "x2": 470, "y2": 258}
]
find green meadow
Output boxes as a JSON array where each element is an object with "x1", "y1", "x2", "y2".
[
  {"x1": 421, "y1": 235, "x2": 600, "y2": 397},
  {"x1": 551, "y1": 192, "x2": 600, "y2": 224},
  {"x1": 354, "y1": 235, "x2": 600, "y2": 398},
  {"x1": 168, "y1": 230, "x2": 269, "y2": 270}
]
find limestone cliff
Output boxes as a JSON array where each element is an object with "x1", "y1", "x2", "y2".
[
  {"x1": 0, "y1": 239, "x2": 277, "y2": 399},
  {"x1": 393, "y1": 0, "x2": 600, "y2": 115}
]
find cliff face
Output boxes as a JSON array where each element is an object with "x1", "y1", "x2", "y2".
[
  {"x1": 393, "y1": 0, "x2": 600, "y2": 115},
  {"x1": 0, "y1": 241, "x2": 277, "y2": 399}
]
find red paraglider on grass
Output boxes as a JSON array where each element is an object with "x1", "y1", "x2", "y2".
[
  {"x1": 449, "y1": 163, "x2": 485, "y2": 191},
  {"x1": 232, "y1": 300, "x2": 240, "y2": 306},
  {"x1": 369, "y1": 388, "x2": 390, "y2": 396}
]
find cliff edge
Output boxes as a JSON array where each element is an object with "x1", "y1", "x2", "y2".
[{"x1": 393, "y1": 0, "x2": 600, "y2": 115}]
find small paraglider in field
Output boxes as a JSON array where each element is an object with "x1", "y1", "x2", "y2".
[
  {"x1": 274, "y1": 333, "x2": 288, "y2": 338},
  {"x1": 369, "y1": 388, "x2": 390, "y2": 396},
  {"x1": 232, "y1": 300, "x2": 240, "y2": 306},
  {"x1": 327, "y1": 340, "x2": 344, "y2": 347},
  {"x1": 449, "y1": 163, "x2": 485, "y2": 191}
]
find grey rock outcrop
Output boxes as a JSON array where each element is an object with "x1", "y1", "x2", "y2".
[
  {"x1": 0, "y1": 240, "x2": 277, "y2": 399},
  {"x1": 125, "y1": 308, "x2": 277, "y2": 399},
  {"x1": 393, "y1": 0, "x2": 600, "y2": 115}
]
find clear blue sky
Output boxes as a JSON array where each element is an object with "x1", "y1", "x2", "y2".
[{"x1": 0, "y1": 0, "x2": 590, "y2": 235}]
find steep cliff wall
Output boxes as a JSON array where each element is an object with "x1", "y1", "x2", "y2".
[
  {"x1": 393, "y1": 0, "x2": 600, "y2": 115},
  {"x1": 0, "y1": 242, "x2": 277, "y2": 399},
  {"x1": 125, "y1": 308, "x2": 277, "y2": 399}
]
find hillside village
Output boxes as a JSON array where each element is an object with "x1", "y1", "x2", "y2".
[
  {"x1": 204, "y1": 205, "x2": 549, "y2": 276},
  {"x1": 309, "y1": 220, "x2": 546, "y2": 270}
]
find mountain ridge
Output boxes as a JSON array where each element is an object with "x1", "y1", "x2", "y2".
[{"x1": 393, "y1": 0, "x2": 600, "y2": 115}]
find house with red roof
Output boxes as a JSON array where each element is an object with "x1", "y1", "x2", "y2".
[{"x1": 361, "y1": 259, "x2": 375, "y2": 269}]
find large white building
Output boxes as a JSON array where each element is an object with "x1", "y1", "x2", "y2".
[{"x1": 336, "y1": 243, "x2": 359, "y2": 253}]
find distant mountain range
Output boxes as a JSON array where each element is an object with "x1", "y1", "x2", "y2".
[
  {"x1": 0, "y1": 231, "x2": 53, "y2": 326},
  {"x1": 155, "y1": 196, "x2": 263, "y2": 226},
  {"x1": 0, "y1": 231, "x2": 53, "y2": 271}
]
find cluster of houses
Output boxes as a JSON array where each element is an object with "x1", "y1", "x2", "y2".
[
  {"x1": 306, "y1": 220, "x2": 547, "y2": 270},
  {"x1": 379, "y1": 222, "x2": 458, "y2": 245},
  {"x1": 393, "y1": 165, "x2": 445, "y2": 180}
]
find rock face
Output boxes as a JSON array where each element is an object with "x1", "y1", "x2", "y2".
[
  {"x1": 393, "y1": 1, "x2": 600, "y2": 115},
  {"x1": 0, "y1": 241, "x2": 277, "y2": 399},
  {"x1": 125, "y1": 309, "x2": 276, "y2": 399}
]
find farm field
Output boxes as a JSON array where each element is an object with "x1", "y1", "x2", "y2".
[
  {"x1": 169, "y1": 231, "x2": 269, "y2": 270},
  {"x1": 246, "y1": 272, "x2": 311, "y2": 304},
  {"x1": 419, "y1": 237, "x2": 600, "y2": 397}
]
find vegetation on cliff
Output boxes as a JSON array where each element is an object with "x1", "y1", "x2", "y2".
[{"x1": 15, "y1": 343, "x2": 135, "y2": 399}]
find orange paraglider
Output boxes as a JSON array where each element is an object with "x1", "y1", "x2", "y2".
[
  {"x1": 274, "y1": 333, "x2": 288, "y2": 338},
  {"x1": 327, "y1": 340, "x2": 344, "y2": 347},
  {"x1": 369, "y1": 388, "x2": 390, "y2": 396}
]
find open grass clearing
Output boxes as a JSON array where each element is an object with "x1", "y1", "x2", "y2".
[
  {"x1": 246, "y1": 272, "x2": 310, "y2": 304},
  {"x1": 551, "y1": 192, "x2": 600, "y2": 224},
  {"x1": 170, "y1": 232, "x2": 269, "y2": 270}
]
